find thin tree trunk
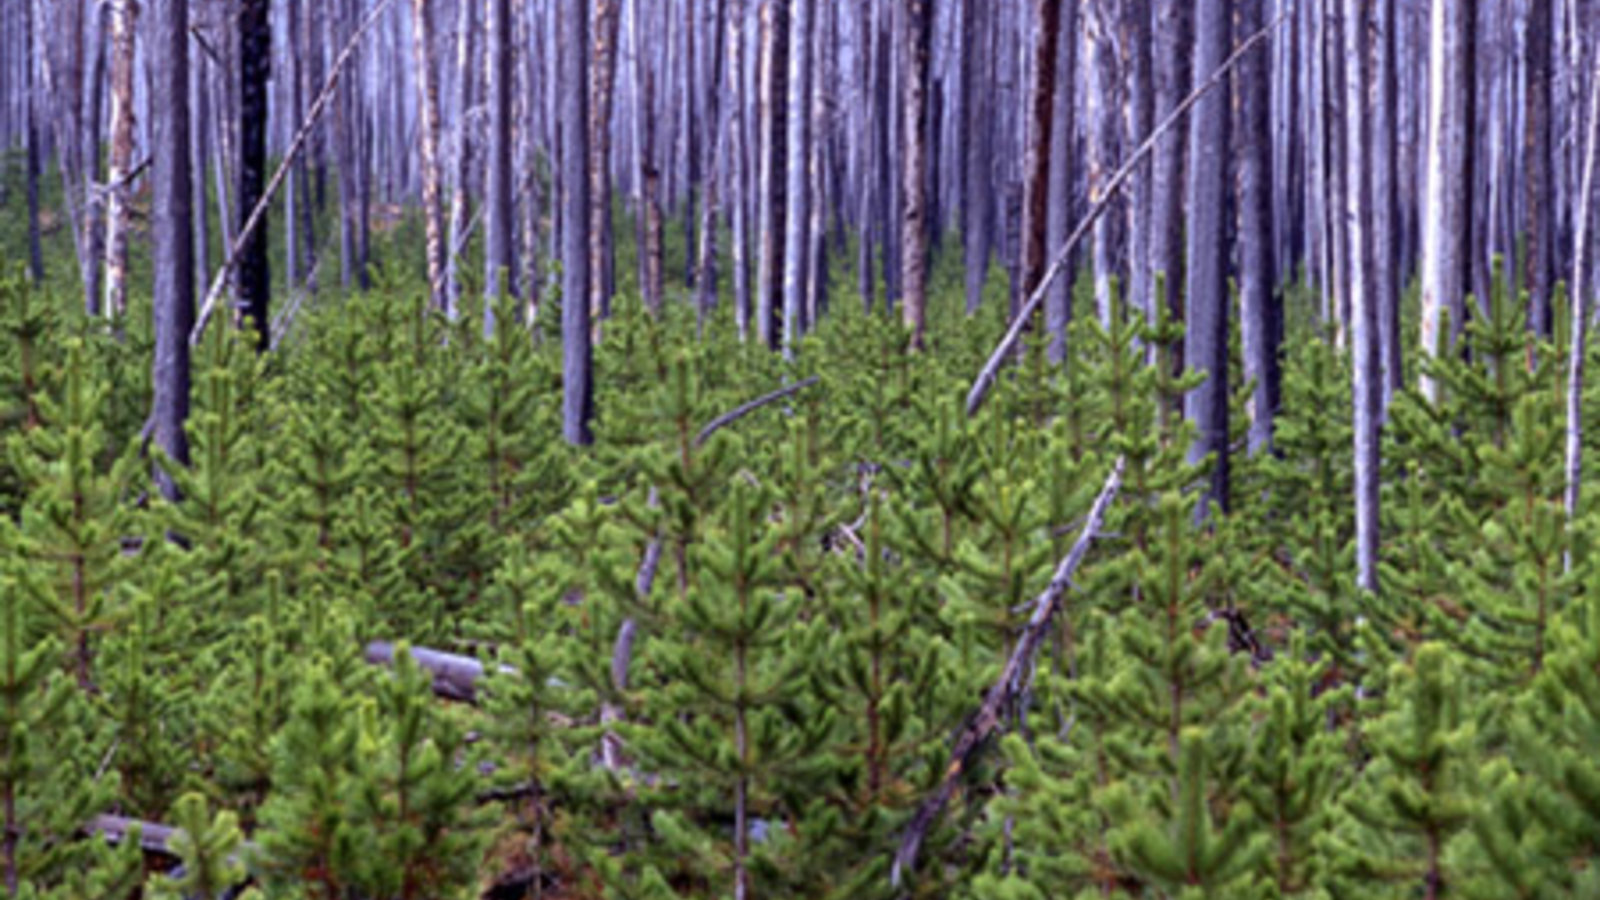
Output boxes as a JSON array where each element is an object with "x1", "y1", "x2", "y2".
[
  {"x1": 1564, "y1": 47, "x2": 1600, "y2": 556},
  {"x1": 755, "y1": 0, "x2": 789, "y2": 349},
  {"x1": 1420, "y1": 0, "x2": 1471, "y2": 402},
  {"x1": 24, "y1": 0, "x2": 44, "y2": 282},
  {"x1": 564, "y1": 0, "x2": 594, "y2": 445},
  {"x1": 1044, "y1": 0, "x2": 1078, "y2": 362},
  {"x1": 695, "y1": 0, "x2": 730, "y2": 324},
  {"x1": 412, "y1": 0, "x2": 448, "y2": 311},
  {"x1": 1150, "y1": 0, "x2": 1192, "y2": 348},
  {"x1": 960, "y1": 0, "x2": 991, "y2": 315},
  {"x1": 1087, "y1": 3, "x2": 1120, "y2": 328},
  {"x1": 446, "y1": 0, "x2": 479, "y2": 318},
  {"x1": 1019, "y1": 0, "x2": 1063, "y2": 302},
  {"x1": 1346, "y1": 0, "x2": 1378, "y2": 592},
  {"x1": 730, "y1": 0, "x2": 752, "y2": 335},
  {"x1": 152, "y1": 0, "x2": 194, "y2": 503},
  {"x1": 901, "y1": 0, "x2": 931, "y2": 350},
  {"x1": 631, "y1": 0, "x2": 665, "y2": 315},
  {"x1": 1239, "y1": 0, "x2": 1279, "y2": 453},
  {"x1": 484, "y1": 0, "x2": 517, "y2": 335},
  {"x1": 237, "y1": 0, "x2": 272, "y2": 350},
  {"x1": 782, "y1": 0, "x2": 812, "y2": 353},
  {"x1": 590, "y1": 0, "x2": 623, "y2": 321},
  {"x1": 1373, "y1": 0, "x2": 1401, "y2": 407},
  {"x1": 102, "y1": 0, "x2": 138, "y2": 318},
  {"x1": 1186, "y1": 0, "x2": 1233, "y2": 514},
  {"x1": 1526, "y1": 0, "x2": 1556, "y2": 336}
]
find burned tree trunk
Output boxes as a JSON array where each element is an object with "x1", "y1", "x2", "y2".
[
  {"x1": 756, "y1": 0, "x2": 789, "y2": 349},
  {"x1": 563, "y1": 0, "x2": 594, "y2": 445},
  {"x1": 1238, "y1": 0, "x2": 1279, "y2": 453},
  {"x1": 237, "y1": 0, "x2": 272, "y2": 350},
  {"x1": 152, "y1": 0, "x2": 194, "y2": 502},
  {"x1": 901, "y1": 0, "x2": 931, "y2": 350},
  {"x1": 484, "y1": 0, "x2": 517, "y2": 335}
]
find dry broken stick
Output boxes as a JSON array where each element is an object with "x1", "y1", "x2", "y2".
[
  {"x1": 964, "y1": 13, "x2": 1285, "y2": 418},
  {"x1": 890, "y1": 456, "x2": 1125, "y2": 887}
]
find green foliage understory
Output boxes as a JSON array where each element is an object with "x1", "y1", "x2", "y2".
[{"x1": 6, "y1": 247, "x2": 1600, "y2": 900}]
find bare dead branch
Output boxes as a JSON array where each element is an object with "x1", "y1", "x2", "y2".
[{"x1": 891, "y1": 456, "x2": 1125, "y2": 886}]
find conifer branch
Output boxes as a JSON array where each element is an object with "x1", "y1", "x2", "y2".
[
  {"x1": 965, "y1": 13, "x2": 1285, "y2": 417},
  {"x1": 891, "y1": 455, "x2": 1125, "y2": 887}
]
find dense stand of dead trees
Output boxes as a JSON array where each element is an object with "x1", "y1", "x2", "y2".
[{"x1": 6, "y1": 1, "x2": 1600, "y2": 878}]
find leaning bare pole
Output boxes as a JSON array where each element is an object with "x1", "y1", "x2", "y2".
[
  {"x1": 1563, "y1": 52, "x2": 1600, "y2": 565},
  {"x1": 189, "y1": 0, "x2": 400, "y2": 348},
  {"x1": 891, "y1": 456, "x2": 1126, "y2": 886},
  {"x1": 964, "y1": 13, "x2": 1283, "y2": 418}
]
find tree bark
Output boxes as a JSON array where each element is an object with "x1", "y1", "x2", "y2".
[
  {"x1": 1345, "y1": 0, "x2": 1379, "y2": 592},
  {"x1": 1019, "y1": 0, "x2": 1063, "y2": 303},
  {"x1": 237, "y1": 0, "x2": 272, "y2": 351},
  {"x1": 1149, "y1": 0, "x2": 1193, "y2": 333},
  {"x1": 1526, "y1": 0, "x2": 1556, "y2": 337},
  {"x1": 590, "y1": 0, "x2": 623, "y2": 321},
  {"x1": 412, "y1": 0, "x2": 448, "y2": 311},
  {"x1": 446, "y1": 0, "x2": 479, "y2": 318},
  {"x1": 1238, "y1": 0, "x2": 1279, "y2": 453},
  {"x1": 102, "y1": 0, "x2": 138, "y2": 318},
  {"x1": 484, "y1": 0, "x2": 517, "y2": 336},
  {"x1": 1564, "y1": 47, "x2": 1600, "y2": 553},
  {"x1": 631, "y1": 0, "x2": 665, "y2": 316},
  {"x1": 1087, "y1": 2, "x2": 1120, "y2": 328},
  {"x1": 1419, "y1": 0, "x2": 1472, "y2": 402},
  {"x1": 564, "y1": 0, "x2": 594, "y2": 445},
  {"x1": 730, "y1": 0, "x2": 752, "y2": 336},
  {"x1": 782, "y1": 0, "x2": 813, "y2": 352},
  {"x1": 756, "y1": 0, "x2": 789, "y2": 349},
  {"x1": 960, "y1": 0, "x2": 991, "y2": 315},
  {"x1": 1372, "y1": 0, "x2": 1401, "y2": 408},
  {"x1": 695, "y1": 0, "x2": 731, "y2": 324},
  {"x1": 1185, "y1": 0, "x2": 1233, "y2": 514},
  {"x1": 900, "y1": 0, "x2": 931, "y2": 350},
  {"x1": 24, "y1": 0, "x2": 44, "y2": 283},
  {"x1": 152, "y1": 0, "x2": 194, "y2": 502},
  {"x1": 1044, "y1": 0, "x2": 1078, "y2": 363}
]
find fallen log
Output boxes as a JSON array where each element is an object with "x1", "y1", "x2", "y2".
[
  {"x1": 363, "y1": 641, "x2": 515, "y2": 704},
  {"x1": 890, "y1": 456, "x2": 1125, "y2": 886}
]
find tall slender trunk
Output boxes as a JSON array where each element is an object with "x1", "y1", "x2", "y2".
[
  {"x1": 484, "y1": 0, "x2": 517, "y2": 336},
  {"x1": 563, "y1": 0, "x2": 594, "y2": 445},
  {"x1": 781, "y1": 0, "x2": 813, "y2": 353},
  {"x1": 237, "y1": 0, "x2": 272, "y2": 350},
  {"x1": 960, "y1": 0, "x2": 991, "y2": 315},
  {"x1": 1373, "y1": 0, "x2": 1401, "y2": 407},
  {"x1": 1563, "y1": 48, "x2": 1600, "y2": 553},
  {"x1": 1238, "y1": 0, "x2": 1279, "y2": 453},
  {"x1": 695, "y1": 0, "x2": 731, "y2": 323},
  {"x1": 1185, "y1": 0, "x2": 1233, "y2": 514},
  {"x1": 191, "y1": 45, "x2": 211, "y2": 292},
  {"x1": 412, "y1": 0, "x2": 447, "y2": 310},
  {"x1": 1346, "y1": 0, "x2": 1379, "y2": 592},
  {"x1": 901, "y1": 0, "x2": 931, "y2": 350},
  {"x1": 732, "y1": 0, "x2": 753, "y2": 333},
  {"x1": 590, "y1": 0, "x2": 623, "y2": 320},
  {"x1": 1019, "y1": 0, "x2": 1063, "y2": 301},
  {"x1": 631, "y1": 0, "x2": 665, "y2": 315},
  {"x1": 1150, "y1": 0, "x2": 1193, "y2": 337},
  {"x1": 102, "y1": 0, "x2": 138, "y2": 318},
  {"x1": 755, "y1": 0, "x2": 789, "y2": 349},
  {"x1": 152, "y1": 0, "x2": 194, "y2": 503},
  {"x1": 446, "y1": 0, "x2": 479, "y2": 318},
  {"x1": 1526, "y1": 0, "x2": 1556, "y2": 336},
  {"x1": 1044, "y1": 0, "x2": 1078, "y2": 362},
  {"x1": 1087, "y1": 2, "x2": 1120, "y2": 328},
  {"x1": 24, "y1": 0, "x2": 44, "y2": 283},
  {"x1": 1419, "y1": 0, "x2": 1472, "y2": 402}
]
